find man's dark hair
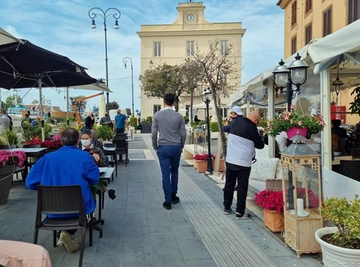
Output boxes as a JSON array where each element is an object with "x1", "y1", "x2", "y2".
[
  {"x1": 331, "y1": 119, "x2": 341, "y2": 127},
  {"x1": 163, "y1": 93, "x2": 175, "y2": 106},
  {"x1": 61, "y1": 128, "x2": 80, "y2": 146}
]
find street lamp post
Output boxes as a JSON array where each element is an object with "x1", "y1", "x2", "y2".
[
  {"x1": 123, "y1": 57, "x2": 134, "y2": 116},
  {"x1": 272, "y1": 53, "x2": 309, "y2": 209},
  {"x1": 272, "y1": 53, "x2": 309, "y2": 111},
  {"x1": 202, "y1": 88, "x2": 213, "y2": 174},
  {"x1": 88, "y1": 7, "x2": 121, "y2": 111}
]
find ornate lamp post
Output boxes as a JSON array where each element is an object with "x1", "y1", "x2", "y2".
[
  {"x1": 272, "y1": 53, "x2": 309, "y2": 209},
  {"x1": 272, "y1": 53, "x2": 309, "y2": 112},
  {"x1": 123, "y1": 57, "x2": 134, "y2": 116},
  {"x1": 88, "y1": 7, "x2": 121, "y2": 111},
  {"x1": 201, "y1": 88, "x2": 213, "y2": 173}
]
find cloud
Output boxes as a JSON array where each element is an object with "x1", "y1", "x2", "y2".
[{"x1": 0, "y1": 0, "x2": 284, "y2": 112}]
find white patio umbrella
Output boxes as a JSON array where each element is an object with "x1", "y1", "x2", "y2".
[{"x1": 98, "y1": 95, "x2": 106, "y2": 125}]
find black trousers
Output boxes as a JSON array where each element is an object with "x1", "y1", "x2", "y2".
[{"x1": 223, "y1": 163, "x2": 251, "y2": 214}]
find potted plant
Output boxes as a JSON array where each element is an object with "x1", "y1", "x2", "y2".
[
  {"x1": 315, "y1": 195, "x2": 360, "y2": 265},
  {"x1": 267, "y1": 105, "x2": 325, "y2": 139},
  {"x1": 94, "y1": 125, "x2": 114, "y2": 141},
  {"x1": 193, "y1": 153, "x2": 215, "y2": 173},
  {"x1": 254, "y1": 189, "x2": 284, "y2": 232},
  {"x1": 140, "y1": 119, "x2": 152, "y2": 133},
  {"x1": 0, "y1": 150, "x2": 26, "y2": 204}
]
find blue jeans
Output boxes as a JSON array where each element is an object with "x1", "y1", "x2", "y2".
[{"x1": 157, "y1": 145, "x2": 182, "y2": 203}]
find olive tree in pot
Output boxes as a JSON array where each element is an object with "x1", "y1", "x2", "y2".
[{"x1": 315, "y1": 195, "x2": 360, "y2": 266}]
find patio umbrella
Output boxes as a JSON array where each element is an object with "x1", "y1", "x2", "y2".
[
  {"x1": 0, "y1": 27, "x2": 23, "y2": 46},
  {"x1": 0, "y1": 38, "x2": 98, "y2": 140},
  {"x1": 98, "y1": 95, "x2": 106, "y2": 124}
]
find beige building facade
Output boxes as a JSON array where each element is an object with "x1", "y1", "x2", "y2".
[
  {"x1": 137, "y1": 2, "x2": 245, "y2": 119},
  {"x1": 277, "y1": 0, "x2": 358, "y2": 58}
]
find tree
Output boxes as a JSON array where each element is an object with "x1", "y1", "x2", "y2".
[
  {"x1": 69, "y1": 96, "x2": 87, "y2": 114},
  {"x1": 125, "y1": 108, "x2": 131, "y2": 116},
  {"x1": 6, "y1": 95, "x2": 22, "y2": 109},
  {"x1": 141, "y1": 61, "x2": 203, "y2": 113},
  {"x1": 192, "y1": 40, "x2": 241, "y2": 166},
  {"x1": 108, "y1": 101, "x2": 119, "y2": 110}
]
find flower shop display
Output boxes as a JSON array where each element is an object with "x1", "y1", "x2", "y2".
[
  {"x1": 0, "y1": 150, "x2": 26, "y2": 204},
  {"x1": 267, "y1": 105, "x2": 325, "y2": 139},
  {"x1": 254, "y1": 189, "x2": 284, "y2": 232},
  {"x1": 315, "y1": 195, "x2": 360, "y2": 266}
]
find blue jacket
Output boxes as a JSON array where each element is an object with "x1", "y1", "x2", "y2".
[{"x1": 26, "y1": 146, "x2": 99, "y2": 216}]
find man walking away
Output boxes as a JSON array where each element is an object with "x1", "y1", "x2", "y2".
[
  {"x1": 223, "y1": 111, "x2": 264, "y2": 219},
  {"x1": 152, "y1": 93, "x2": 186, "y2": 210}
]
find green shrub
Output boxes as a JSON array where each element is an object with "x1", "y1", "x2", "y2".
[
  {"x1": 258, "y1": 119, "x2": 268, "y2": 128},
  {"x1": 209, "y1": 121, "x2": 219, "y2": 132},
  {"x1": 94, "y1": 125, "x2": 114, "y2": 141},
  {"x1": 129, "y1": 117, "x2": 137, "y2": 128},
  {"x1": 183, "y1": 116, "x2": 189, "y2": 124},
  {"x1": 146, "y1": 116, "x2": 153, "y2": 124}
]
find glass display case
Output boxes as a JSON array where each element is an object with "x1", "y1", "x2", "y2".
[{"x1": 280, "y1": 133, "x2": 323, "y2": 257}]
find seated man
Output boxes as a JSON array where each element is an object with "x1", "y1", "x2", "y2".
[{"x1": 26, "y1": 128, "x2": 100, "y2": 253}]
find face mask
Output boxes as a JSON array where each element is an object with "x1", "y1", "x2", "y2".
[{"x1": 82, "y1": 139, "x2": 91, "y2": 147}]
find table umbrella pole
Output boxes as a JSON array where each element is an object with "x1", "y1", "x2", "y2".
[
  {"x1": 66, "y1": 87, "x2": 69, "y2": 126},
  {"x1": 38, "y1": 78, "x2": 45, "y2": 141}
]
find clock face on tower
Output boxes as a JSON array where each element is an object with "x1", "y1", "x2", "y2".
[{"x1": 186, "y1": 14, "x2": 195, "y2": 23}]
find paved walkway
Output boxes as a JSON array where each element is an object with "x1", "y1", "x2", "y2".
[{"x1": 0, "y1": 134, "x2": 322, "y2": 267}]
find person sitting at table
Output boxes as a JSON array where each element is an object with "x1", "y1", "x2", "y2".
[
  {"x1": 80, "y1": 129, "x2": 116, "y2": 200},
  {"x1": 25, "y1": 128, "x2": 99, "y2": 254},
  {"x1": 331, "y1": 119, "x2": 347, "y2": 156}
]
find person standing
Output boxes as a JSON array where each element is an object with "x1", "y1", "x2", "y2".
[
  {"x1": 152, "y1": 93, "x2": 186, "y2": 210},
  {"x1": 84, "y1": 112, "x2": 95, "y2": 129},
  {"x1": 223, "y1": 105, "x2": 243, "y2": 133},
  {"x1": 26, "y1": 128, "x2": 100, "y2": 253},
  {"x1": 223, "y1": 111, "x2": 264, "y2": 219},
  {"x1": 99, "y1": 112, "x2": 113, "y2": 129},
  {"x1": 114, "y1": 109, "x2": 128, "y2": 135},
  {"x1": 0, "y1": 109, "x2": 11, "y2": 133}
]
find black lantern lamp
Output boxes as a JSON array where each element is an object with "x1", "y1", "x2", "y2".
[
  {"x1": 201, "y1": 88, "x2": 213, "y2": 173},
  {"x1": 273, "y1": 53, "x2": 309, "y2": 111},
  {"x1": 332, "y1": 69, "x2": 344, "y2": 96}
]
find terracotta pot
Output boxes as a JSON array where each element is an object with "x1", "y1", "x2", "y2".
[
  {"x1": 195, "y1": 160, "x2": 208, "y2": 173},
  {"x1": 286, "y1": 127, "x2": 308, "y2": 139},
  {"x1": 0, "y1": 164, "x2": 15, "y2": 204},
  {"x1": 212, "y1": 159, "x2": 225, "y2": 172},
  {"x1": 263, "y1": 209, "x2": 284, "y2": 232}
]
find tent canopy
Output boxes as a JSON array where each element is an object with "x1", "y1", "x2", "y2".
[{"x1": 231, "y1": 19, "x2": 360, "y2": 105}]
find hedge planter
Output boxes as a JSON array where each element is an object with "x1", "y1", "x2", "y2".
[
  {"x1": 315, "y1": 227, "x2": 360, "y2": 267},
  {"x1": 141, "y1": 125, "x2": 152, "y2": 133},
  {"x1": 0, "y1": 164, "x2": 15, "y2": 204},
  {"x1": 263, "y1": 209, "x2": 284, "y2": 232}
]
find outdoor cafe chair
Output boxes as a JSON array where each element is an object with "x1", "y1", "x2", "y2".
[
  {"x1": 113, "y1": 133, "x2": 129, "y2": 167},
  {"x1": 33, "y1": 185, "x2": 93, "y2": 267}
]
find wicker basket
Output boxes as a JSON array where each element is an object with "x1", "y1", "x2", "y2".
[{"x1": 265, "y1": 179, "x2": 282, "y2": 192}]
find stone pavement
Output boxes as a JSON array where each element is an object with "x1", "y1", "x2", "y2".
[{"x1": 0, "y1": 134, "x2": 322, "y2": 267}]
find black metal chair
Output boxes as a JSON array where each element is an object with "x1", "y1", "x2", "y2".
[
  {"x1": 104, "y1": 143, "x2": 117, "y2": 178},
  {"x1": 113, "y1": 134, "x2": 129, "y2": 167},
  {"x1": 339, "y1": 160, "x2": 360, "y2": 182},
  {"x1": 33, "y1": 185, "x2": 93, "y2": 267}
]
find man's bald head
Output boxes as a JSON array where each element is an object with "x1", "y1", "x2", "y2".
[{"x1": 247, "y1": 111, "x2": 261, "y2": 125}]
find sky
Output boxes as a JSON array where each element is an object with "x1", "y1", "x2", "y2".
[{"x1": 0, "y1": 0, "x2": 284, "y2": 113}]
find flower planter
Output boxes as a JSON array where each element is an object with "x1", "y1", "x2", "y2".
[
  {"x1": 286, "y1": 127, "x2": 308, "y2": 139},
  {"x1": 213, "y1": 159, "x2": 225, "y2": 172},
  {"x1": 195, "y1": 160, "x2": 208, "y2": 173},
  {"x1": 0, "y1": 164, "x2": 15, "y2": 204},
  {"x1": 315, "y1": 227, "x2": 360, "y2": 267},
  {"x1": 141, "y1": 125, "x2": 152, "y2": 133},
  {"x1": 263, "y1": 209, "x2": 284, "y2": 232}
]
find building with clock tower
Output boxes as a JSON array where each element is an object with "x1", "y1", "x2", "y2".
[{"x1": 137, "y1": 2, "x2": 245, "y2": 120}]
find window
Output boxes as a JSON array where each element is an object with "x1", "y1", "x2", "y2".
[
  {"x1": 291, "y1": 1, "x2": 297, "y2": 26},
  {"x1": 305, "y1": 23, "x2": 312, "y2": 45},
  {"x1": 323, "y1": 7, "x2": 332, "y2": 37},
  {"x1": 186, "y1": 41, "x2": 194, "y2": 56},
  {"x1": 291, "y1": 35, "x2": 297, "y2": 55},
  {"x1": 348, "y1": 0, "x2": 360, "y2": 24},
  {"x1": 305, "y1": 0, "x2": 312, "y2": 13},
  {"x1": 220, "y1": 40, "x2": 228, "y2": 55},
  {"x1": 154, "y1": 42, "x2": 161, "y2": 57},
  {"x1": 153, "y1": 105, "x2": 161, "y2": 114}
]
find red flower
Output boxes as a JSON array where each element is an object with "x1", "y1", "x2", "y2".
[
  {"x1": 193, "y1": 154, "x2": 215, "y2": 161},
  {"x1": 254, "y1": 189, "x2": 284, "y2": 213}
]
